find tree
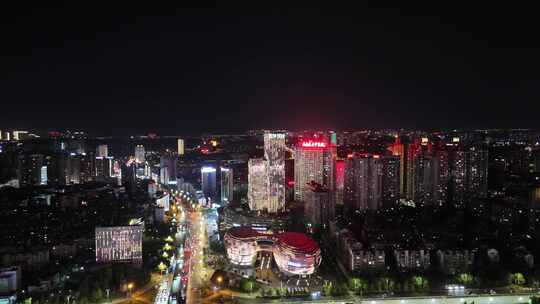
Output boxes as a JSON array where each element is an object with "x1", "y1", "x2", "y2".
[
  {"x1": 91, "y1": 287, "x2": 104, "y2": 302},
  {"x1": 412, "y1": 275, "x2": 428, "y2": 292},
  {"x1": 508, "y1": 273, "x2": 526, "y2": 286},
  {"x1": 378, "y1": 277, "x2": 394, "y2": 292},
  {"x1": 457, "y1": 273, "x2": 474, "y2": 286},
  {"x1": 531, "y1": 296, "x2": 540, "y2": 304},
  {"x1": 349, "y1": 277, "x2": 367, "y2": 294},
  {"x1": 323, "y1": 281, "x2": 333, "y2": 295},
  {"x1": 241, "y1": 279, "x2": 255, "y2": 293}
]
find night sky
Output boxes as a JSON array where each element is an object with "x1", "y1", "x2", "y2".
[{"x1": 1, "y1": 3, "x2": 539, "y2": 135}]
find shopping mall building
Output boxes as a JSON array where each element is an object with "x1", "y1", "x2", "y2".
[{"x1": 224, "y1": 226, "x2": 321, "y2": 276}]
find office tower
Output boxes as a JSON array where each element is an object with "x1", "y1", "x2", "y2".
[
  {"x1": 304, "y1": 182, "x2": 335, "y2": 231},
  {"x1": 294, "y1": 135, "x2": 336, "y2": 202},
  {"x1": 264, "y1": 132, "x2": 286, "y2": 213},
  {"x1": 220, "y1": 167, "x2": 234, "y2": 203},
  {"x1": 95, "y1": 156, "x2": 113, "y2": 180},
  {"x1": 344, "y1": 153, "x2": 382, "y2": 212},
  {"x1": 135, "y1": 145, "x2": 145, "y2": 163},
  {"x1": 177, "y1": 138, "x2": 184, "y2": 155},
  {"x1": 432, "y1": 150, "x2": 450, "y2": 206},
  {"x1": 248, "y1": 158, "x2": 268, "y2": 211},
  {"x1": 97, "y1": 144, "x2": 108, "y2": 158},
  {"x1": 18, "y1": 154, "x2": 45, "y2": 186},
  {"x1": 160, "y1": 153, "x2": 178, "y2": 184},
  {"x1": 381, "y1": 155, "x2": 400, "y2": 207},
  {"x1": 201, "y1": 166, "x2": 217, "y2": 200}
]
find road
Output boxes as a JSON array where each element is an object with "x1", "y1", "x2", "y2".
[{"x1": 186, "y1": 210, "x2": 212, "y2": 304}]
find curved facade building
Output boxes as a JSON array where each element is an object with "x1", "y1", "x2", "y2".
[{"x1": 224, "y1": 227, "x2": 321, "y2": 276}]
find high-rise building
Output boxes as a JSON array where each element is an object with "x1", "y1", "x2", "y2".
[
  {"x1": 412, "y1": 154, "x2": 434, "y2": 206},
  {"x1": 534, "y1": 148, "x2": 540, "y2": 173},
  {"x1": 160, "y1": 153, "x2": 178, "y2": 184},
  {"x1": 201, "y1": 166, "x2": 217, "y2": 200},
  {"x1": 335, "y1": 159, "x2": 346, "y2": 205},
  {"x1": 344, "y1": 153, "x2": 382, "y2": 211},
  {"x1": 97, "y1": 144, "x2": 108, "y2": 158},
  {"x1": 381, "y1": 155, "x2": 400, "y2": 207},
  {"x1": 264, "y1": 132, "x2": 286, "y2": 212},
  {"x1": 432, "y1": 150, "x2": 450, "y2": 206},
  {"x1": 220, "y1": 167, "x2": 234, "y2": 203},
  {"x1": 160, "y1": 167, "x2": 169, "y2": 185},
  {"x1": 388, "y1": 137, "x2": 422, "y2": 200},
  {"x1": 18, "y1": 154, "x2": 45, "y2": 186},
  {"x1": 451, "y1": 147, "x2": 488, "y2": 206},
  {"x1": 468, "y1": 147, "x2": 489, "y2": 196},
  {"x1": 248, "y1": 158, "x2": 268, "y2": 211},
  {"x1": 135, "y1": 145, "x2": 145, "y2": 163},
  {"x1": 294, "y1": 135, "x2": 336, "y2": 202},
  {"x1": 304, "y1": 182, "x2": 335, "y2": 231},
  {"x1": 12, "y1": 131, "x2": 29, "y2": 141},
  {"x1": 177, "y1": 138, "x2": 184, "y2": 155},
  {"x1": 95, "y1": 156, "x2": 113, "y2": 180}
]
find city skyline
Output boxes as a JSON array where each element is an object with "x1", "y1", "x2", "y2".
[
  {"x1": 1, "y1": 3, "x2": 539, "y2": 135},
  {"x1": 3, "y1": 3, "x2": 540, "y2": 304}
]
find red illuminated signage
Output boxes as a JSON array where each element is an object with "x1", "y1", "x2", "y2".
[{"x1": 300, "y1": 140, "x2": 327, "y2": 148}]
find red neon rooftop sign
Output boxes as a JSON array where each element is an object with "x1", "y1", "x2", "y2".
[{"x1": 300, "y1": 140, "x2": 327, "y2": 148}]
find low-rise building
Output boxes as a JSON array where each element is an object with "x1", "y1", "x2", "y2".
[
  {"x1": 436, "y1": 250, "x2": 474, "y2": 275},
  {"x1": 394, "y1": 249, "x2": 430, "y2": 270}
]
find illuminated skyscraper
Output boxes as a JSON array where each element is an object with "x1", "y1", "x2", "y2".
[
  {"x1": 177, "y1": 138, "x2": 184, "y2": 155},
  {"x1": 95, "y1": 156, "x2": 113, "y2": 180},
  {"x1": 17, "y1": 154, "x2": 42, "y2": 186},
  {"x1": 160, "y1": 153, "x2": 178, "y2": 184},
  {"x1": 381, "y1": 155, "x2": 400, "y2": 207},
  {"x1": 294, "y1": 135, "x2": 336, "y2": 202},
  {"x1": 248, "y1": 158, "x2": 268, "y2": 211},
  {"x1": 97, "y1": 144, "x2": 108, "y2": 158},
  {"x1": 201, "y1": 166, "x2": 217, "y2": 200},
  {"x1": 264, "y1": 132, "x2": 286, "y2": 213},
  {"x1": 220, "y1": 167, "x2": 234, "y2": 203},
  {"x1": 335, "y1": 159, "x2": 346, "y2": 205},
  {"x1": 412, "y1": 154, "x2": 434, "y2": 206},
  {"x1": 432, "y1": 150, "x2": 450, "y2": 206},
  {"x1": 344, "y1": 153, "x2": 382, "y2": 211},
  {"x1": 451, "y1": 147, "x2": 488, "y2": 206},
  {"x1": 12, "y1": 131, "x2": 28, "y2": 141},
  {"x1": 305, "y1": 182, "x2": 335, "y2": 231},
  {"x1": 135, "y1": 145, "x2": 145, "y2": 163}
]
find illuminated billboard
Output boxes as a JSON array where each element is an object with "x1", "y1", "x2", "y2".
[
  {"x1": 299, "y1": 140, "x2": 327, "y2": 149},
  {"x1": 95, "y1": 225, "x2": 143, "y2": 263}
]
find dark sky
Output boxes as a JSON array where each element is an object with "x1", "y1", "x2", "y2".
[{"x1": 1, "y1": 3, "x2": 539, "y2": 135}]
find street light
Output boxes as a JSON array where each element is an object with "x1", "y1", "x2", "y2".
[{"x1": 127, "y1": 283, "x2": 134, "y2": 298}]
